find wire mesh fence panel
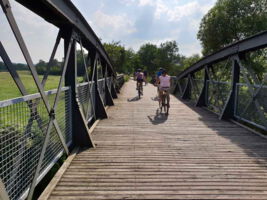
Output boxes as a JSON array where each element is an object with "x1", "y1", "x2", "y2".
[
  {"x1": 91, "y1": 82, "x2": 96, "y2": 120},
  {"x1": 235, "y1": 83, "x2": 267, "y2": 130},
  {"x1": 98, "y1": 78, "x2": 106, "y2": 106},
  {"x1": 40, "y1": 89, "x2": 72, "y2": 173},
  {"x1": 0, "y1": 87, "x2": 72, "y2": 200},
  {"x1": 170, "y1": 76, "x2": 177, "y2": 94},
  {"x1": 106, "y1": 77, "x2": 112, "y2": 92},
  {"x1": 116, "y1": 75, "x2": 124, "y2": 90},
  {"x1": 206, "y1": 80, "x2": 231, "y2": 115},
  {"x1": 77, "y1": 82, "x2": 95, "y2": 122},
  {"x1": 190, "y1": 79, "x2": 204, "y2": 104},
  {"x1": 177, "y1": 78, "x2": 187, "y2": 97}
]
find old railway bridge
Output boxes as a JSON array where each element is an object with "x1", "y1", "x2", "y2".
[{"x1": 0, "y1": 0, "x2": 267, "y2": 199}]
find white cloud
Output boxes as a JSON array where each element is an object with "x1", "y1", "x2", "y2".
[
  {"x1": 118, "y1": 0, "x2": 136, "y2": 6},
  {"x1": 166, "y1": 1, "x2": 214, "y2": 22},
  {"x1": 92, "y1": 10, "x2": 136, "y2": 40},
  {"x1": 180, "y1": 43, "x2": 202, "y2": 57},
  {"x1": 1, "y1": 0, "x2": 217, "y2": 63},
  {"x1": 136, "y1": 0, "x2": 214, "y2": 22},
  {"x1": 138, "y1": 0, "x2": 154, "y2": 7},
  {"x1": 0, "y1": 1, "x2": 62, "y2": 63}
]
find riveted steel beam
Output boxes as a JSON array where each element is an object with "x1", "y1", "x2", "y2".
[
  {"x1": 220, "y1": 57, "x2": 240, "y2": 120},
  {"x1": 178, "y1": 31, "x2": 267, "y2": 80},
  {"x1": 14, "y1": 0, "x2": 116, "y2": 77},
  {"x1": 196, "y1": 66, "x2": 209, "y2": 107},
  {"x1": 181, "y1": 75, "x2": 191, "y2": 100}
]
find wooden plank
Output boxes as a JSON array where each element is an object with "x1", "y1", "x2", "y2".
[
  {"x1": 39, "y1": 148, "x2": 79, "y2": 200},
  {"x1": 47, "y1": 80, "x2": 267, "y2": 199}
]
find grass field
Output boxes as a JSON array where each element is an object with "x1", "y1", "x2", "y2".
[{"x1": 0, "y1": 71, "x2": 60, "y2": 101}]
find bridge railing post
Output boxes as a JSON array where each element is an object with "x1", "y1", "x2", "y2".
[
  {"x1": 111, "y1": 76, "x2": 119, "y2": 99},
  {"x1": 93, "y1": 54, "x2": 108, "y2": 119},
  {"x1": 104, "y1": 64, "x2": 115, "y2": 106},
  {"x1": 64, "y1": 31, "x2": 94, "y2": 148},
  {"x1": 196, "y1": 66, "x2": 210, "y2": 107},
  {"x1": 220, "y1": 57, "x2": 240, "y2": 120},
  {"x1": 182, "y1": 74, "x2": 191, "y2": 99}
]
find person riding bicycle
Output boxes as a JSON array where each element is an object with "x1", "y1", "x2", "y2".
[
  {"x1": 157, "y1": 69, "x2": 171, "y2": 112},
  {"x1": 135, "y1": 69, "x2": 144, "y2": 94},
  {"x1": 154, "y1": 68, "x2": 163, "y2": 100}
]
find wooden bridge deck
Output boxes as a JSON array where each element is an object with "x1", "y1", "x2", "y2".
[{"x1": 46, "y1": 80, "x2": 267, "y2": 200}]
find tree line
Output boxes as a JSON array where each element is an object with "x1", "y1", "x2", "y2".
[{"x1": 103, "y1": 41, "x2": 200, "y2": 77}]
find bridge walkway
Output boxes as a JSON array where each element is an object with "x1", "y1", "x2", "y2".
[{"x1": 46, "y1": 80, "x2": 267, "y2": 200}]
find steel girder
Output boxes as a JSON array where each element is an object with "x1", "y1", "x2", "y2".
[
  {"x1": 10, "y1": 0, "x2": 115, "y2": 76},
  {"x1": 176, "y1": 30, "x2": 267, "y2": 129},
  {"x1": 177, "y1": 31, "x2": 267, "y2": 80}
]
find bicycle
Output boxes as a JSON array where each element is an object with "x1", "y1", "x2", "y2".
[
  {"x1": 137, "y1": 81, "x2": 143, "y2": 99},
  {"x1": 159, "y1": 87, "x2": 170, "y2": 115}
]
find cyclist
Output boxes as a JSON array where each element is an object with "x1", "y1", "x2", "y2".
[
  {"x1": 135, "y1": 69, "x2": 144, "y2": 94},
  {"x1": 155, "y1": 68, "x2": 163, "y2": 101},
  {"x1": 157, "y1": 69, "x2": 171, "y2": 113}
]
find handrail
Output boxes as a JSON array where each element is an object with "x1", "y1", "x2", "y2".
[
  {"x1": 175, "y1": 30, "x2": 267, "y2": 132},
  {"x1": 177, "y1": 30, "x2": 267, "y2": 80}
]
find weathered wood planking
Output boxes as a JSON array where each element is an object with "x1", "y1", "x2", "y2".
[{"x1": 48, "y1": 80, "x2": 267, "y2": 200}]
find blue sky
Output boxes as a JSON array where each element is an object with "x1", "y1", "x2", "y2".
[{"x1": 0, "y1": 0, "x2": 216, "y2": 63}]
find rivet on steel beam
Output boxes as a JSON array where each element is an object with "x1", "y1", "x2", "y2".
[{"x1": 49, "y1": 109, "x2": 56, "y2": 119}]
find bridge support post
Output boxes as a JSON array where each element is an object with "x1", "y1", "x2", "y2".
[
  {"x1": 196, "y1": 66, "x2": 210, "y2": 107},
  {"x1": 111, "y1": 77, "x2": 118, "y2": 99},
  {"x1": 104, "y1": 65, "x2": 114, "y2": 106},
  {"x1": 64, "y1": 32, "x2": 94, "y2": 148},
  {"x1": 92, "y1": 53, "x2": 108, "y2": 119},
  {"x1": 220, "y1": 57, "x2": 240, "y2": 120},
  {"x1": 182, "y1": 74, "x2": 191, "y2": 99}
]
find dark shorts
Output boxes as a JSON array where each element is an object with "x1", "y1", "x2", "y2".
[{"x1": 137, "y1": 79, "x2": 143, "y2": 83}]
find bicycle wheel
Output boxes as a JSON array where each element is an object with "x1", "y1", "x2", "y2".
[
  {"x1": 163, "y1": 94, "x2": 167, "y2": 113},
  {"x1": 138, "y1": 84, "x2": 141, "y2": 99},
  {"x1": 166, "y1": 94, "x2": 169, "y2": 115}
]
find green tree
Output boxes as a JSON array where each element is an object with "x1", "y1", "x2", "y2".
[
  {"x1": 198, "y1": 0, "x2": 267, "y2": 55},
  {"x1": 103, "y1": 41, "x2": 126, "y2": 73},
  {"x1": 35, "y1": 59, "x2": 61, "y2": 75},
  {"x1": 137, "y1": 43, "x2": 158, "y2": 74},
  {"x1": 124, "y1": 48, "x2": 140, "y2": 75},
  {"x1": 156, "y1": 41, "x2": 181, "y2": 74}
]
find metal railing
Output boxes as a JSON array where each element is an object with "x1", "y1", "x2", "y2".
[
  {"x1": 235, "y1": 83, "x2": 267, "y2": 131},
  {"x1": 0, "y1": 0, "x2": 124, "y2": 198},
  {"x1": 0, "y1": 74, "x2": 123, "y2": 200},
  {"x1": 116, "y1": 74, "x2": 125, "y2": 90},
  {"x1": 175, "y1": 31, "x2": 267, "y2": 132},
  {"x1": 190, "y1": 79, "x2": 204, "y2": 104},
  {"x1": 106, "y1": 77, "x2": 112, "y2": 93},
  {"x1": 206, "y1": 80, "x2": 231, "y2": 114},
  {"x1": 77, "y1": 81, "x2": 96, "y2": 123},
  {"x1": 0, "y1": 87, "x2": 72, "y2": 200},
  {"x1": 98, "y1": 78, "x2": 106, "y2": 106}
]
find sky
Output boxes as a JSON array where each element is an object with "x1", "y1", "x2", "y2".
[{"x1": 0, "y1": 0, "x2": 216, "y2": 63}]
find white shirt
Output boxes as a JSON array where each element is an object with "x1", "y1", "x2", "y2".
[{"x1": 159, "y1": 75, "x2": 170, "y2": 88}]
